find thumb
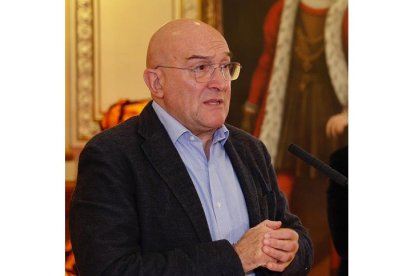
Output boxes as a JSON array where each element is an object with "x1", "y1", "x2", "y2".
[{"x1": 264, "y1": 220, "x2": 282, "y2": 229}]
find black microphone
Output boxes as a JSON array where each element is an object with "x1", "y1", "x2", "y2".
[{"x1": 287, "y1": 143, "x2": 348, "y2": 187}]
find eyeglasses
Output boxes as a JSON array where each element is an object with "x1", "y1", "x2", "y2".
[{"x1": 155, "y1": 62, "x2": 242, "y2": 83}]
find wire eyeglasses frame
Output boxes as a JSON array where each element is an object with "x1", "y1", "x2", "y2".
[{"x1": 155, "y1": 62, "x2": 242, "y2": 83}]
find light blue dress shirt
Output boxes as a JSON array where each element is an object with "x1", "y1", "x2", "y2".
[{"x1": 152, "y1": 101, "x2": 250, "y2": 245}]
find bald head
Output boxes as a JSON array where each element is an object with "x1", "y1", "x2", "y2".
[
  {"x1": 146, "y1": 19, "x2": 229, "y2": 68},
  {"x1": 143, "y1": 19, "x2": 233, "y2": 139}
]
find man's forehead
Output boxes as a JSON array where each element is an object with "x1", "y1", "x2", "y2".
[
  {"x1": 185, "y1": 52, "x2": 233, "y2": 60},
  {"x1": 176, "y1": 39, "x2": 231, "y2": 59},
  {"x1": 149, "y1": 19, "x2": 230, "y2": 66}
]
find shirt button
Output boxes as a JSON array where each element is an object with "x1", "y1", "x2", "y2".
[
  {"x1": 190, "y1": 136, "x2": 195, "y2": 141},
  {"x1": 217, "y1": 202, "x2": 221, "y2": 208}
]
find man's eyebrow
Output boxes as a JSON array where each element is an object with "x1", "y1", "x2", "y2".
[
  {"x1": 186, "y1": 52, "x2": 233, "y2": 60},
  {"x1": 186, "y1": 55, "x2": 210, "y2": 60}
]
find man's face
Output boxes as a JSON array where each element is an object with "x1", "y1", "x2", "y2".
[{"x1": 158, "y1": 26, "x2": 232, "y2": 136}]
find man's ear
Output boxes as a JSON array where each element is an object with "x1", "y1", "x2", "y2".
[{"x1": 143, "y1": 69, "x2": 164, "y2": 98}]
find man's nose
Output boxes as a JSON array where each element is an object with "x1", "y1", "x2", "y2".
[
  {"x1": 210, "y1": 66, "x2": 227, "y2": 82},
  {"x1": 208, "y1": 67, "x2": 228, "y2": 90}
]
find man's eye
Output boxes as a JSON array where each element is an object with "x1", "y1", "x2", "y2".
[{"x1": 194, "y1": 64, "x2": 210, "y2": 72}]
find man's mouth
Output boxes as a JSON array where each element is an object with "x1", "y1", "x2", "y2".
[{"x1": 204, "y1": 99, "x2": 223, "y2": 105}]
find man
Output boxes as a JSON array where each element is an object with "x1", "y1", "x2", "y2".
[{"x1": 70, "y1": 19, "x2": 313, "y2": 275}]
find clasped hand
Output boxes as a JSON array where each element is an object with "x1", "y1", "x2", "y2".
[{"x1": 233, "y1": 220, "x2": 299, "y2": 273}]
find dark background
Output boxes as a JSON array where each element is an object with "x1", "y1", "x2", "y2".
[{"x1": 222, "y1": 0, "x2": 276, "y2": 127}]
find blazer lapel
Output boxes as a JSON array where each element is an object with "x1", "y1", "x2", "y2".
[
  {"x1": 225, "y1": 138, "x2": 262, "y2": 227},
  {"x1": 138, "y1": 103, "x2": 212, "y2": 242}
]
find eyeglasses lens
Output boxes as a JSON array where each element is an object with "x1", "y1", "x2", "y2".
[{"x1": 196, "y1": 63, "x2": 241, "y2": 83}]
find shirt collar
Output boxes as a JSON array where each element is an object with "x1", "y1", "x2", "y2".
[{"x1": 152, "y1": 101, "x2": 229, "y2": 145}]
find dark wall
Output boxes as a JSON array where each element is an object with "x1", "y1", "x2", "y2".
[{"x1": 222, "y1": 0, "x2": 276, "y2": 127}]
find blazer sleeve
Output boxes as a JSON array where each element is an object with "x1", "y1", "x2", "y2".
[
  {"x1": 69, "y1": 137, "x2": 244, "y2": 276},
  {"x1": 256, "y1": 140, "x2": 314, "y2": 276}
]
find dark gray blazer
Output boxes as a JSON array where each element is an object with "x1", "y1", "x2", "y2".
[{"x1": 69, "y1": 102, "x2": 313, "y2": 275}]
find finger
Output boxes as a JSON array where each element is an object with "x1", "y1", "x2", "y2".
[
  {"x1": 333, "y1": 125, "x2": 341, "y2": 136},
  {"x1": 262, "y1": 245, "x2": 294, "y2": 264},
  {"x1": 263, "y1": 237, "x2": 298, "y2": 252},
  {"x1": 329, "y1": 127, "x2": 338, "y2": 138},
  {"x1": 337, "y1": 122, "x2": 346, "y2": 134},
  {"x1": 265, "y1": 228, "x2": 299, "y2": 241},
  {"x1": 264, "y1": 260, "x2": 289, "y2": 272},
  {"x1": 263, "y1": 220, "x2": 282, "y2": 230},
  {"x1": 327, "y1": 122, "x2": 337, "y2": 138}
]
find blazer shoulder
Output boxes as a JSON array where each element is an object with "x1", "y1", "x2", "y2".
[{"x1": 85, "y1": 116, "x2": 141, "y2": 149}]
